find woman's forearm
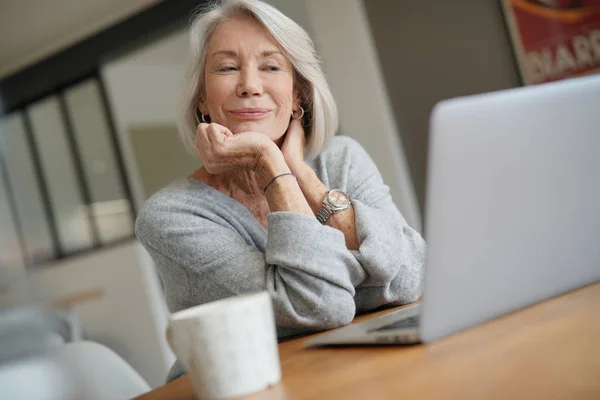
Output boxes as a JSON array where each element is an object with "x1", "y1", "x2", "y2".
[
  {"x1": 257, "y1": 148, "x2": 315, "y2": 218},
  {"x1": 292, "y1": 162, "x2": 359, "y2": 250}
]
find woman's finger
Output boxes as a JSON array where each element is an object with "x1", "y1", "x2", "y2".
[
  {"x1": 206, "y1": 123, "x2": 234, "y2": 143},
  {"x1": 286, "y1": 118, "x2": 306, "y2": 147},
  {"x1": 287, "y1": 118, "x2": 302, "y2": 135},
  {"x1": 195, "y1": 123, "x2": 210, "y2": 154},
  {"x1": 222, "y1": 126, "x2": 233, "y2": 137},
  {"x1": 206, "y1": 123, "x2": 221, "y2": 142}
]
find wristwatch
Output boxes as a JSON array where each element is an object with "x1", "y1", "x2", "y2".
[{"x1": 316, "y1": 189, "x2": 352, "y2": 224}]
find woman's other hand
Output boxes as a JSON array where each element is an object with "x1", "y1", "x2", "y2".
[
  {"x1": 281, "y1": 119, "x2": 306, "y2": 172},
  {"x1": 195, "y1": 122, "x2": 281, "y2": 175}
]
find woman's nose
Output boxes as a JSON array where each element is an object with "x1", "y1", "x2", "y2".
[{"x1": 236, "y1": 69, "x2": 263, "y2": 97}]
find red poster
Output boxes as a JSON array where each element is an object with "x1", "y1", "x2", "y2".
[{"x1": 502, "y1": 0, "x2": 600, "y2": 84}]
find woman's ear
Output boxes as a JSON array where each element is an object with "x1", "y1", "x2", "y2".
[
  {"x1": 195, "y1": 100, "x2": 206, "y2": 124},
  {"x1": 197, "y1": 99, "x2": 206, "y2": 115},
  {"x1": 292, "y1": 88, "x2": 302, "y2": 111},
  {"x1": 196, "y1": 101, "x2": 212, "y2": 124}
]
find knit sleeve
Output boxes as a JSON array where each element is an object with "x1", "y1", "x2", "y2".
[
  {"x1": 135, "y1": 200, "x2": 366, "y2": 335},
  {"x1": 323, "y1": 136, "x2": 426, "y2": 313}
]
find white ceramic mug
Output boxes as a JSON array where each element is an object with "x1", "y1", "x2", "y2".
[{"x1": 167, "y1": 292, "x2": 281, "y2": 399}]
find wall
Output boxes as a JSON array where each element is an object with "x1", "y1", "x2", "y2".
[
  {"x1": 305, "y1": 0, "x2": 423, "y2": 231},
  {"x1": 363, "y1": 0, "x2": 522, "y2": 215},
  {"x1": 101, "y1": 28, "x2": 193, "y2": 211},
  {"x1": 129, "y1": 124, "x2": 199, "y2": 198}
]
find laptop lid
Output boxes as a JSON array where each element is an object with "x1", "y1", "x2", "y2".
[{"x1": 419, "y1": 75, "x2": 600, "y2": 343}]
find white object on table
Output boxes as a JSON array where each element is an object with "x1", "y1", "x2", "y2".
[{"x1": 167, "y1": 291, "x2": 281, "y2": 399}]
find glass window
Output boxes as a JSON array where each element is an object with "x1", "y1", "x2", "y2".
[
  {"x1": 64, "y1": 79, "x2": 133, "y2": 243},
  {"x1": 0, "y1": 113, "x2": 55, "y2": 264},
  {"x1": 0, "y1": 159, "x2": 25, "y2": 270},
  {"x1": 27, "y1": 97, "x2": 94, "y2": 253}
]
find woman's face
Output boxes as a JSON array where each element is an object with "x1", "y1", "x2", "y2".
[{"x1": 200, "y1": 15, "x2": 299, "y2": 142}]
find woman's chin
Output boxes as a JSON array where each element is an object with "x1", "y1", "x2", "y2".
[
  {"x1": 230, "y1": 122, "x2": 280, "y2": 138},
  {"x1": 230, "y1": 121, "x2": 266, "y2": 133}
]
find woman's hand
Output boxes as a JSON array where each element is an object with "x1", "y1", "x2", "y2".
[
  {"x1": 281, "y1": 119, "x2": 306, "y2": 173},
  {"x1": 195, "y1": 122, "x2": 279, "y2": 175}
]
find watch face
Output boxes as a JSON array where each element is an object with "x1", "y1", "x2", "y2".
[{"x1": 327, "y1": 189, "x2": 350, "y2": 207}]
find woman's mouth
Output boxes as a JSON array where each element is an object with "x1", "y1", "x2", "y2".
[{"x1": 229, "y1": 108, "x2": 271, "y2": 119}]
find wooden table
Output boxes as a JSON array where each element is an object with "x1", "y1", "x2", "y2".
[{"x1": 135, "y1": 282, "x2": 600, "y2": 400}]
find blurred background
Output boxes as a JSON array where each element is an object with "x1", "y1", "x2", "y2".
[{"x1": 0, "y1": 0, "x2": 563, "y2": 392}]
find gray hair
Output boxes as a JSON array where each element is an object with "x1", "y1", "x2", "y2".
[{"x1": 178, "y1": 0, "x2": 338, "y2": 159}]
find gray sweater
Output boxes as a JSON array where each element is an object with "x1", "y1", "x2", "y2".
[{"x1": 135, "y1": 135, "x2": 425, "y2": 380}]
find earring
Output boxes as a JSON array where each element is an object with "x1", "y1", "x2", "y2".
[
  {"x1": 291, "y1": 107, "x2": 305, "y2": 120},
  {"x1": 195, "y1": 109, "x2": 209, "y2": 124}
]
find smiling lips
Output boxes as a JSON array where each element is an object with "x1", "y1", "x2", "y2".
[{"x1": 230, "y1": 108, "x2": 271, "y2": 119}]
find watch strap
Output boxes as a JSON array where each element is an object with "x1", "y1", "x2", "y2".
[{"x1": 316, "y1": 204, "x2": 333, "y2": 224}]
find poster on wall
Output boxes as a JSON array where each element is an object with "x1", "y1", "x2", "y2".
[{"x1": 502, "y1": 0, "x2": 600, "y2": 85}]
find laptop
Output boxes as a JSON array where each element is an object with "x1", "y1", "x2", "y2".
[{"x1": 307, "y1": 74, "x2": 600, "y2": 346}]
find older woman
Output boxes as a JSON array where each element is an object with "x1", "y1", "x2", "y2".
[{"x1": 135, "y1": 0, "x2": 425, "y2": 381}]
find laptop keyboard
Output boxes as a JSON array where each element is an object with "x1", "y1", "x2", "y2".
[{"x1": 372, "y1": 315, "x2": 420, "y2": 332}]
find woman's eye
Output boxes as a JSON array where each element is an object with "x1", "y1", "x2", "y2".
[
  {"x1": 219, "y1": 66, "x2": 237, "y2": 72},
  {"x1": 265, "y1": 65, "x2": 280, "y2": 71}
]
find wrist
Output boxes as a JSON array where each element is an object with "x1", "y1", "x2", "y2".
[
  {"x1": 290, "y1": 161, "x2": 314, "y2": 185},
  {"x1": 257, "y1": 146, "x2": 290, "y2": 187},
  {"x1": 290, "y1": 163, "x2": 329, "y2": 214}
]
